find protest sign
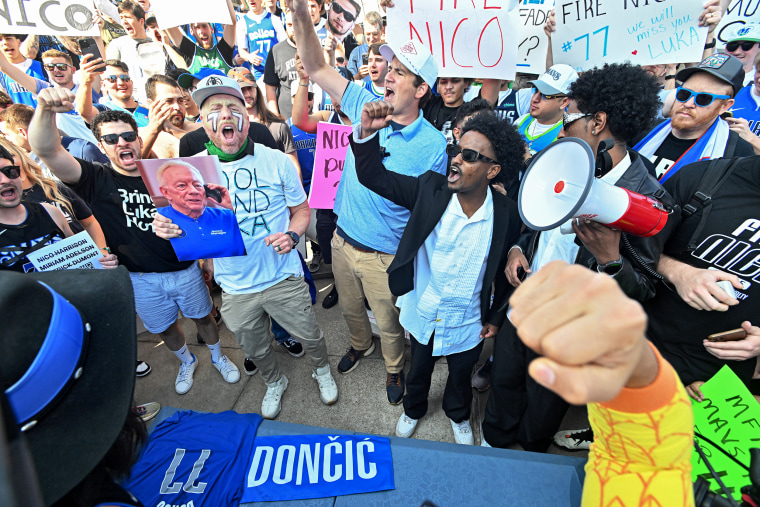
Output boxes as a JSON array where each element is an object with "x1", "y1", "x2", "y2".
[
  {"x1": 691, "y1": 365, "x2": 760, "y2": 501},
  {"x1": 151, "y1": 0, "x2": 233, "y2": 30},
  {"x1": 518, "y1": 0, "x2": 555, "y2": 73},
  {"x1": 28, "y1": 231, "x2": 103, "y2": 271},
  {"x1": 242, "y1": 434, "x2": 394, "y2": 502},
  {"x1": 552, "y1": 0, "x2": 708, "y2": 71},
  {"x1": 386, "y1": 0, "x2": 520, "y2": 80},
  {"x1": 0, "y1": 0, "x2": 100, "y2": 36},
  {"x1": 714, "y1": 0, "x2": 760, "y2": 49},
  {"x1": 309, "y1": 122, "x2": 352, "y2": 210}
]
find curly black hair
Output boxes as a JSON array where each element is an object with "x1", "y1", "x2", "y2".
[
  {"x1": 91, "y1": 110, "x2": 139, "y2": 140},
  {"x1": 455, "y1": 98, "x2": 494, "y2": 128},
  {"x1": 567, "y1": 62, "x2": 661, "y2": 144},
  {"x1": 461, "y1": 111, "x2": 526, "y2": 188}
]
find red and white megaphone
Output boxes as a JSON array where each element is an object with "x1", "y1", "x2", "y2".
[{"x1": 518, "y1": 138, "x2": 668, "y2": 237}]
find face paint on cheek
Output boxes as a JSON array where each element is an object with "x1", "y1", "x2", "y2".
[
  {"x1": 206, "y1": 111, "x2": 221, "y2": 133},
  {"x1": 231, "y1": 110, "x2": 244, "y2": 132}
]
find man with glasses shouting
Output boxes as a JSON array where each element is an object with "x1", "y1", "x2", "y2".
[
  {"x1": 635, "y1": 54, "x2": 754, "y2": 182},
  {"x1": 28, "y1": 87, "x2": 241, "y2": 396}
]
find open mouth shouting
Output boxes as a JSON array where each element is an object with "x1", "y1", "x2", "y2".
[
  {"x1": 0, "y1": 183, "x2": 20, "y2": 205},
  {"x1": 448, "y1": 164, "x2": 461, "y2": 184},
  {"x1": 384, "y1": 87, "x2": 395, "y2": 102},
  {"x1": 118, "y1": 149, "x2": 137, "y2": 166}
]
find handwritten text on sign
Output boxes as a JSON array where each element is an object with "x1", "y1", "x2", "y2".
[
  {"x1": 0, "y1": 0, "x2": 100, "y2": 36},
  {"x1": 552, "y1": 0, "x2": 708, "y2": 71},
  {"x1": 691, "y1": 366, "x2": 760, "y2": 502},
  {"x1": 386, "y1": 0, "x2": 520, "y2": 80},
  {"x1": 518, "y1": 0, "x2": 555, "y2": 74},
  {"x1": 28, "y1": 231, "x2": 103, "y2": 271},
  {"x1": 151, "y1": 0, "x2": 233, "y2": 30},
  {"x1": 308, "y1": 122, "x2": 352, "y2": 210},
  {"x1": 714, "y1": 0, "x2": 760, "y2": 50}
]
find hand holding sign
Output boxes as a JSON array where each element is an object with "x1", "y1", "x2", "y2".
[{"x1": 360, "y1": 101, "x2": 394, "y2": 139}]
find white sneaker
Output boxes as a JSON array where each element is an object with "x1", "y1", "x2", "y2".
[
  {"x1": 312, "y1": 365, "x2": 338, "y2": 405},
  {"x1": 213, "y1": 354, "x2": 240, "y2": 384},
  {"x1": 553, "y1": 427, "x2": 593, "y2": 451},
  {"x1": 395, "y1": 412, "x2": 418, "y2": 438},
  {"x1": 450, "y1": 418, "x2": 474, "y2": 445},
  {"x1": 261, "y1": 375, "x2": 288, "y2": 419},
  {"x1": 175, "y1": 355, "x2": 197, "y2": 395}
]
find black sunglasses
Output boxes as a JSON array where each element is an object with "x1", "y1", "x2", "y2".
[
  {"x1": 726, "y1": 40, "x2": 757, "y2": 52},
  {"x1": 532, "y1": 86, "x2": 565, "y2": 100},
  {"x1": 100, "y1": 131, "x2": 138, "y2": 145},
  {"x1": 0, "y1": 165, "x2": 21, "y2": 179},
  {"x1": 43, "y1": 63, "x2": 71, "y2": 71},
  {"x1": 103, "y1": 74, "x2": 132, "y2": 83},
  {"x1": 446, "y1": 144, "x2": 498, "y2": 164},
  {"x1": 675, "y1": 87, "x2": 730, "y2": 107},
  {"x1": 331, "y1": 2, "x2": 355, "y2": 23},
  {"x1": 562, "y1": 111, "x2": 592, "y2": 129}
]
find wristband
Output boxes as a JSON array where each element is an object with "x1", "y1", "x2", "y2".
[
  {"x1": 597, "y1": 257, "x2": 623, "y2": 276},
  {"x1": 299, "y1": 82, "x2": 309, "y2": 88},
  {"x1": 664, "y1": 75, "x2": 676, "y2": 80},
  {"x1": 704, "y1": 40, "x2": 716, "y2": 49}
]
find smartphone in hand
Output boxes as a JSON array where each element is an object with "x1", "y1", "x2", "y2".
[{"x1": 78, "y1": 37, "x2": 106, "y2": 72}]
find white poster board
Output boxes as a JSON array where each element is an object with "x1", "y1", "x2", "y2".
[
  {"x1": 517, "y1": 0, "x2": 555, "y2": 74},
  {"x1": 386, "y1": 0, "x2": 520, "y2": 80},
  {"x1": 0, "y1": 0, "x2": 100, "y2": 36},
  {"x1": 552, "y1": 0, "x2": 709, "y2": 71},
  {"x1": 151, "y1": 0, "x2": 233, "y2": 30},
  {"x1": 714, "y1": 0, "x2": 760, "y2": 50},
  {"x1": 28, "y1": 232, "x2": 104, "y2": 271}
]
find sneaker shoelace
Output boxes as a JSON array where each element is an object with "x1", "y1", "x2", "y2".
[
  {"x1": 264, "y1": 383, "x2": 284, "y2": 402},
  {"x1": 313, "y1": 370, "x2": 336, "y2": 388},
  {"x1": 453, "y1": 420, "x2": 471, "y2": 433},
  {"x1": 178, "y1": 361, "x2": 193, "y2": 383},
  {"x1": 217, "y1": 356, "x2": 235, "y2": 374},
  {"x1": 401, "y1": 413, "x2": 416, "y2": 425},
  {"x1": 388, "y1": 373, "x2": 401, "y2": 386}
]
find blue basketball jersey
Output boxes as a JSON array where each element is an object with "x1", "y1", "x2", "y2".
[
  {"x1": 0, "y1": 59, "x2": 46, "y2": 106},
  {"x1": 243, "y1": 12, "x2": 281, "y2": 79},
  {"x1": 124, "y1": 410, "x2": 262, "y2": 507},
  {"x1": 732, "y1": 84, "x2": 760, "y2": 137},
  {"x1": 287, "y1": 119, "x2": 317, "y2": 194}
]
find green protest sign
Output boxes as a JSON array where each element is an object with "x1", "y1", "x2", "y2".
[{"x1": 691, "y1": 365, "x2": 760, "y2": 501}]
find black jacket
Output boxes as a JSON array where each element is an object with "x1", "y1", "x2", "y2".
[
  {"x1": 351, "y1": 132, "x2": 523, "y2": 328},
  {"x1": 515, "y1": 150, "x2": 676, "y2": 302}
]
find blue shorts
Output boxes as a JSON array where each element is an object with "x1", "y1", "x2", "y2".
[{"x1": 129, "y1": 261, "x2": 213, "y2": 334}]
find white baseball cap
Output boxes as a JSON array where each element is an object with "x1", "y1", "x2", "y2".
[
  {"x1": 379, "y1": 40, "x2": 438, "y2": 89},
  {"x1": 528, "y1": 64, "x2": 579, "y2": 96},
  {"x1": 728, "y1": 24, "x2": 760, "y2": 43},
  {"x1": 191, "y1": 75, "x2": 246, "y2": 108}
]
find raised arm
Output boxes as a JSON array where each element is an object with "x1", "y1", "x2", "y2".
[
  {"x1": 74, "y1": 54, "x2": 104, "y2": 124},
  {"x1": 28, "y1": 88, "x2": 83, "y2": 185},
  {"x1": 222, "y1": 0, "x2": 238, "y2": 48},
  {"x1": 292, "y1": 54, "x2": 328, "y2": 133},
  {"x1": 0, "y1": 48, "x2": 42, "y2": 93}
]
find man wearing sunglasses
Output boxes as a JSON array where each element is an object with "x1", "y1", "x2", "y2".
[
  {"x1": 635, "y1": 54, "x2": 754, "y2": 183},
  {"x1": 327, "y1": 0, "x2": 360, "y2": 42},
  {"x1": 724, "y1": 24, "x2": 760, "y2": 87},
  {"x1": 29, "y1": 87, "x2": 240, "y2": 395},
  {"x1": 76, "y1": 59, "x2": 151, "y2": 129},
  {"x1": 725, "y1": 52, "x2": 760, "y2": 155}
]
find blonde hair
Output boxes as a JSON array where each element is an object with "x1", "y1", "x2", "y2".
[{"x1": 0, "y1": 138, "x2": 74, "y2": 217}]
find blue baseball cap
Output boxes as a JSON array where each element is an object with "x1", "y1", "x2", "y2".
[{"x1": 177, "y1": 68, "x2": 226, "y2": 89}]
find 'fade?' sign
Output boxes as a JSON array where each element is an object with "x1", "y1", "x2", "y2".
[
  {"x1": 386, "y1": 0, "x2": 520, "y2": 80},
  {"x1": 518, "y1": 0, "x2": 555, "y2": 73},
  {"x1": 242, "y1": 434, "x2": 394, "y2": 502},
  {"x1": 0, "y1": 0, "x2": 100, "y2": 36},
  {"x1": 553, "y1": 0, "x2": 708, "y2": 71},
  {"x1": 308, "y1": 121, "x2": 352, "y2": 210}
]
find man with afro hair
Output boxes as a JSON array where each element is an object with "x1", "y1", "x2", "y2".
[
  {"x1": 350, "y1": 100, "x2": 524, "y2": 445},
  {"x1": 483, "y1": 62, "x2": 677, "y2": 452}
]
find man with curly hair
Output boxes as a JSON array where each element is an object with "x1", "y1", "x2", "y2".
[
  {"x1": 484, "y1": 63, "x2": 676, "y2": 452},
  {"x1": 351, "y1": 101, "x2": 524, "y2": 445}
]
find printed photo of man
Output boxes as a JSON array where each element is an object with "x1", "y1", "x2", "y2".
[
  {"x1": 155, "y1": 160, "x2": 246, "y2": 261},
  {"x1": 326, "y1": 0, "x2": 360, "y2": 42}
]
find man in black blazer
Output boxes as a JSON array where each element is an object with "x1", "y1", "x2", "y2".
[{"x1": 350, "y1": 102, "x2": 525, "y2": 445}]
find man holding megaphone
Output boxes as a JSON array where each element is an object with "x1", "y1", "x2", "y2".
[{"x1": 482, "y1": 63, "x2": 678, "y2": 453}]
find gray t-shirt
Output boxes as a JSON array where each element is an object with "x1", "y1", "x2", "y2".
[{"x1": 263, "y1": 39, "x2": 297, "y2": 119}]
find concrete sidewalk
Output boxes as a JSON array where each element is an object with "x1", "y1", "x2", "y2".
[{"x1": 134, "y1": 277, "x2": 590, "y2": 458}]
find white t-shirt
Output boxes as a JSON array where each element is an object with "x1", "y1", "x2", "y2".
[{"x1": 105, "y1": 35, "x2": 153, "y2": 103}]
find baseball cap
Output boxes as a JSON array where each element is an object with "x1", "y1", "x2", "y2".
[
  {"x1": 191, "y1": 75, "x2": 246, "y2": 108},
  {"x1": 528, "y1": 64, "x2": 578, "y2": 95},
  {"x1": 227, "y1": 67, "x2": 257, "y2": 88},
  {"x1": 379, "y1": 39, "x2": 438, "y2": 89},
  {"x1": 676, "y1": 53, "x2": 745, "y2": 96},
  {"x1": 727, "y1": 24, "x2": 760, "y2": 43},
  {"x1": 177, "y1": 68, "x2": 226, "y2": 89}
]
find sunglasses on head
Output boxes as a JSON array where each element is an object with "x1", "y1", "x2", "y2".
[
  {"x1": 726, "y1": 40, "x2": 757, "y2": 52},
  {"x1": 331, "y1": 2, "x2": 355, "y2": 23},
  {"x1": 532, "y1": 87, "x2": 565, "y2": 100},
  {"x1": 562, "y1": 111, "x2": 592, "y2": 129},
  {"x1": 675, "y1": 87, "x2": 730, "y2": 107},
  {"x1": 100, "y1": 131, "x2": 138, "y2": 145},
  {"x1": 103, "y1": 74, "x2": 131, "y2": 83},
  {"x1": 0, "y1": 165, "x2": 20, "y2": 179},
  {"x1": 446, "y1": 143, "x2": 498, "y2": 164},
  {"x1": 43, "y1": 63, "x2": 71, "y2": 71}
]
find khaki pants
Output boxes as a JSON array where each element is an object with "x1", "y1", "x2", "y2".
[
  {"x1": 331, "y1": 232, "x2": 405, "y2": 373},
  {"x1": 221, "y1": 275, "x2": 329, "y2": 384}
]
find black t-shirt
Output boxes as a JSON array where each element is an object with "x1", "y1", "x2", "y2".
[
  {"x1": 651, "y1": 131, "x2": 755, "y2": 179},
  {"x1": 644, "y1": 156, "x2": 760, "y2": 388},
  {"x1": 0, "y1": 202, "x2": 66, "y2": 273},
  {"x1": 179, "y1": 123, "x2": 278, "y2": 157},
  {"x1": 423, "y1": 95, "x2": 460, "y2": 144},
  {"x1": 23, "y1": 183, "x2": 92, "y2": 234},
  {"x1": 70, "y1": 159, "x2": 192, "y2": 273}
]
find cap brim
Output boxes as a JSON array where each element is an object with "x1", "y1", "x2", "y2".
[
  {"x1": 177, "y1": 73, "x2": 196, "y2": 89},
  {"x1": 528, "y1": 80, "x2": 563, "y2": 96},
  {"x1": 379, "y1": 45, "x2": 396, "y2": 67},
  {"x1": 676, "y1": 67, "x2": 738, "y2": 94},
  {"x1": 192, "y1": 86, "x2": 246, "y2": 109}
]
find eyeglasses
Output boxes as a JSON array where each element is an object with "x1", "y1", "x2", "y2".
[
  {"x1": 331, "y1": 2, "x2": 356, "y2": 23},
  {"x1": 0, "y1": 165, "x2": 21, "y2": 179},
  {"x1": 726, "y1": 40, "x2": 758, "y2": 52},
  {"x1": 532, "y1": 87, "x2": 565, "y2": 100},
  {"x1": 562, "y1": 111, "x2": 592, "y2": 129},
  {"x1": 103, "y1": 74, "x2": 132, "y2": 83},
  {"x1": 446, "y1": 143, "x2": 498, "y2": 164},
  {"x1": 43, "y1": 63, "x2": 71, "y2": 72},
  {"x1": 675, "y1": 87, "x2": 731, "y2": 107},
  {"x1": 100, "y1": 131, "x2": 138, "y2": 145},
  {"x1": 336, "y1": 56, "x2": 345, "y2": 64}
]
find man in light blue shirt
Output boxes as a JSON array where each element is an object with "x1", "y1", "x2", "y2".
[{"x1": 293, "y1": 0, "x2": 447, "y2": 405}]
